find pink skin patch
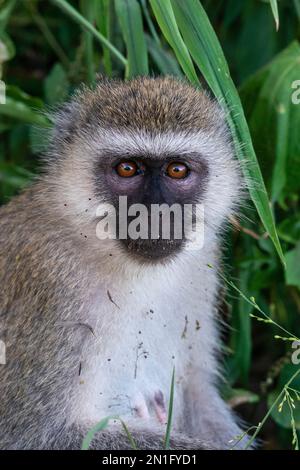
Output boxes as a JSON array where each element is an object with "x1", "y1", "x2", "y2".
[
  {"x1": 153, "y1": 390, "x2": 167, "y2": 424},
  {"x1": 132, "y1": 390, "x2": 167, "y2": 424}
]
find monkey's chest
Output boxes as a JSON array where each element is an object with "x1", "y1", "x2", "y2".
[{"x1": 76, "y1": 288, "x2": 204, "y2": 426}]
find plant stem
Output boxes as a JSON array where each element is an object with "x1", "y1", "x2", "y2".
[
  {"x1": 218, "y1": 270, "x2": 300, "y2": 341},
  {"x1": 141, "y1": 0, "x2": 161, "y2": 45},
  {"x1": 245, "y1": 367, "x2": 300, "y2": 449},
  {"x1": 80, "y1": 0, "x2": 96, "y2": 83},
  {"x1": 49, "y1": 0, "x2": 127, "y2": 66}
]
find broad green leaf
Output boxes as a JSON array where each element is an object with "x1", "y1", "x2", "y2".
[
  {"x1": 223, "y1": 386, "x2": 259, "y2": 406},
  {"x1": 115, "y1": 0, "x2": 148, "y2": 78},
  {"x1": 0, "y1": 31, "x2": 15, "y2": 63},
  {"x1": 150, "y1": 0, "x2": 200, "y2": 85},
  {"x1": 268, "y1": 390, "x2": 300, "y2": 430},
  {"x1": 278, "y1": 215, "x2": 300, "y2": 245},
  {"x1": 45, "y1": 63, "x2": 69, "y2": 105},
  {"x1": 268, "y1": 364, "x2": 300, "y2": 430},
  {"x1": 279, "y1": 364, "x2": 300, "y2": 390},
  {"x1": 6, "y1": 85, "x2": 44, "y2": 109},
  {"x1": 29, "y1": 125, "x2": 51, "y2": 155},
  {"x1": 0, "y1": 162, "x2": 33, "y2": 189},
  {"x1": 0, "y1": 0, "x2": 17, "y2": 31},
  {"x1": 240, "y1": 42, "x2": 300, "y2": 203},
  {"x1": 0, "y1": 85, "x2": 47, "y2": 127},
  {"x1": 168, "y1": 0, "x2": 284, "y2": 266},
  {"x1": 0, "y1": 97, "x2": 49, "y2": 127}
]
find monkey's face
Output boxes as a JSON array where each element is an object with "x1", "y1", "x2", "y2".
[
  {"x1": 52, "y1": 77, "x2": 241, "y2": 263},
  {"x1": 96, "y1": 151, "x2": 208, "y2": 260}
]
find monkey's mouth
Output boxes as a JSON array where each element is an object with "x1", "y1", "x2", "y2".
[
  {"x1": 114, "y1": 213, "x2": 186, "y2": 261},
  {"x1": 120, "y1": 237, "x2": 183, "y2": 261}
]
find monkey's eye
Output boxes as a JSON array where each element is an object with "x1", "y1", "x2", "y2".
[
  {"x1": 116, "y1": 161, "x2": 138, "y2": 177},
  {"x1": 166, "y1": 162, "x2": 188, "y2": 179}
]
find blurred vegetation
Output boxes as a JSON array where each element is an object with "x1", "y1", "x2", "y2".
[{"x1": 0, "y1": 0, "x2": 300, "y2": 450}]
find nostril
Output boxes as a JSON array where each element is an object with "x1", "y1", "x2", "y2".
[{"x1": 142, "y1": 176, "x2": 162, "y2": 205}]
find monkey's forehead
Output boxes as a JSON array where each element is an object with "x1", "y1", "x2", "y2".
[{"x1": 78, "y1": 77, "x2": 223, "y2": 134}]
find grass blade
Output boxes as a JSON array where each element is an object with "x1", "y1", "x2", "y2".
[
  {"x1": 229, "y1": 267, "x2": 252, "y2": 384},
  {"x1": 80, "y1": 0, "x2": 96, "y2": 83},
  {"x1": 81, "y1": 416, "x2": 117, "y2": 450},
  {"x1": 141, "y1": 0, "x2": 161, "y2": 45},
  {"x1": 49, "y1": 0, "x2": 127, "y2": 67},
  {"x1": 95, "y1": 0, "x2": 113, "y2": 75},
  {"x1": 0, "y1": 0, "x2": 17, "y2": 30},
  {"x1": 146, "y1": 34, "x2": 183, "y2": 77},
  {"x1": 115, "y1": 0, "x2": 148, "y2": 78},
  {"x1": 164, "y1": 367, "x2": 175, "y2": 450},
  {"x1": 82, "y1": 416, "x2": 138, "y2": 450},
  {"x1": 150, "y1": 0, "x2": 200, "y2": 85},
  {"x1": 170, "y1": 0, "x2": 285, "y2": 266},
  {"x1": 120, "y1": 420, "x2": 138, "y2": 450},
  {"x1": 269, "y1": 0, "x2": 279, "y2": 31},
  {"x1": 294, "y1": 0, "x2": 300, "y2": 19},
  {"x1": 240, "y1": 42, "x2": 300, "y2": 204},
  {"x1": 0, "y1": 163, "x2": 33, "y2": 189},
  {"x1": 0, "y1": 98, "x2": 50, "y2": 126}
]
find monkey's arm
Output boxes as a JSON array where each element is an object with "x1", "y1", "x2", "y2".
[{"x1": 0, "y1": 189, "x2": 92, "y2": 449}]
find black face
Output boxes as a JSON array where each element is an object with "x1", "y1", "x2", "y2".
[{"x1": 95, "y1": 153, "x2": 208, "y2": 261}]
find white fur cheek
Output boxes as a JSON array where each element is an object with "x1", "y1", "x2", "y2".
[{"x1": 204, "y1": 159, "x2": 241, "y2": 231}]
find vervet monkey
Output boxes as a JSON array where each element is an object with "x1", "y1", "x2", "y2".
[{"x1": 0, "y1": 77, "x2": 248, "y2": 450}]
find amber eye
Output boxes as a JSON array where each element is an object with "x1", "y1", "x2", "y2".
[
  {"x1": 116, "y1": 161, "x2": 138, "y2": 177},
  {"x1": 166, "y1": 162, "x2": 188, "y2": 179}
]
